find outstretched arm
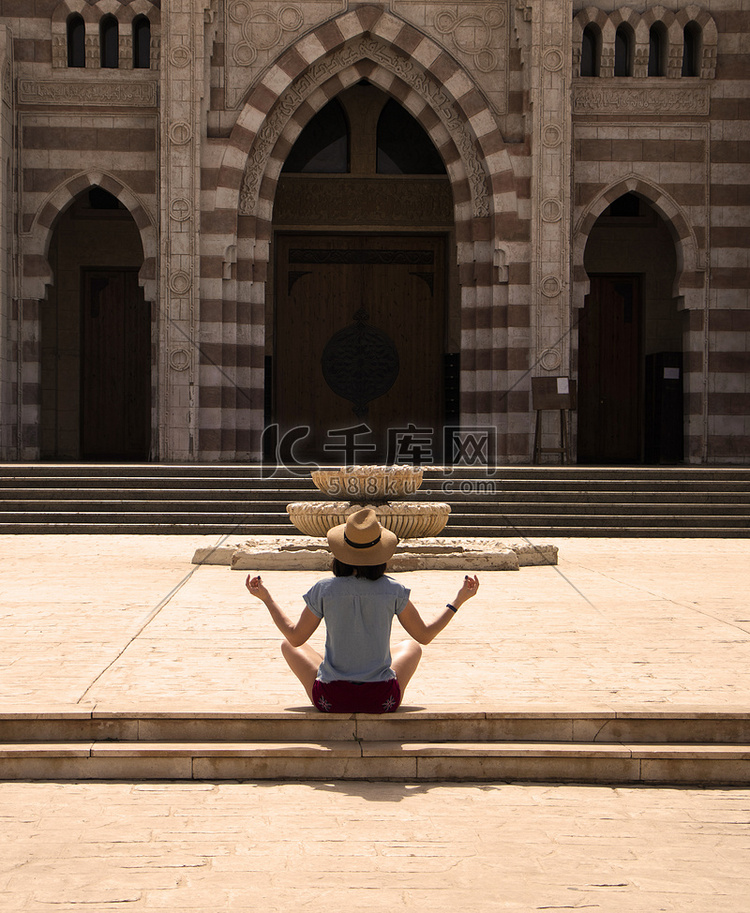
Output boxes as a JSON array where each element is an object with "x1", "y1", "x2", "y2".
[
  {"x1": 397, "y1": 574, "x2": 479, "y2": 645},
  {"x1": 245, "y1": 575, "x2": 321, "y2": 647}
]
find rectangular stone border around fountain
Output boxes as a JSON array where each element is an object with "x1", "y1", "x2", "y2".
[{"x1": 192, "y1": 537, "x2": 558, "y2": 572}]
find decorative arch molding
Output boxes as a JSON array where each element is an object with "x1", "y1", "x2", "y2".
[
  {"x1": 573, "y1": 175, "x2": 706, "y2": 309},
  {"x1": 236, "y1": 38, "x2": 493, "y2": 223},
  {"x1": 24, "y1": 171, "x2": 158, "y2": 303},
  {"x1": 215, "y1": 4, "x2": 517, "y2": 228}
]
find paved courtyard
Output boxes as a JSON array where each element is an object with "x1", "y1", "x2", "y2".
[
  {"x1": 1, "y1": 533, "x2": 750, "y2": 910},
  {"x1": 2, "y1": 779, "x2": 749, "y2": 912},
  {"x1": 2, "y1": 534, "x2": 749, "y2": 710}
]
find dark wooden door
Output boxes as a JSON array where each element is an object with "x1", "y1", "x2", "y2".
[
  {"x1": 81, "y1": 269, "x2": 150, "y2": 459},
  {"x1": 577, "y1": 275, "x2": 642, "y2": 463},
  {"x1": 274, "y1": 233, "x2": 446, "y2": 462}
]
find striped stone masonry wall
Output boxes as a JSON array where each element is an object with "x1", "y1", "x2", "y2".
[
  {"x1": 0, "y1": 1, "x2": 747, "y2": 464},
  {"x1": 707, "y1": 3, "x2": 750, "y2": 461},
  {"x1": 2, "y1": 0, "x2": 161, "y2": 459},
  {"x1": 571, "y1": 2, "x2": 749, "y2": 464},
  {"x1": 0, "y1": 24, "x2": 14, "y2": 456}
]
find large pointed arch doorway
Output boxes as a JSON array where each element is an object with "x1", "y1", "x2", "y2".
[
  {"x1": 578, "y1": 193, "x2": 683, "y2": 464},
  {"x1": 270, "y1": 82, "x2": 456, "y2": 463},
  {"x1": 41, "y1": 187, "x2": 151, "y2": 460}
]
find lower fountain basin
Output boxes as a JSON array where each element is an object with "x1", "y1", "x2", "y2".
[{"x1": 287, "y1": 500, "x2": 451, "y2": 539}]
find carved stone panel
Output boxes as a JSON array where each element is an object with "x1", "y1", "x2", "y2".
[
  {"x1": 18, "y1": 79, "x2": 158, "y2": 107},
  {"x1": 392, "y1": 1, "x2": 509, "y2": 114},
  {"x1": 573, "y1": 84, "x2": 711, "y2": 117},
  {"x1": 225, "y1": 0, "x2": 346, "y2": 108},
  {"x1": 530, "y1": 0, "x2": 572, "y2": 378}
]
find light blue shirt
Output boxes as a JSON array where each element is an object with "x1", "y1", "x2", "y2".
[{"x1": 304, "y1": 575, "x2": 411, "y2": 683}]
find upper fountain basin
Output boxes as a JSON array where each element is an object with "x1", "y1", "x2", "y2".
[{"x1": 311, "y1": 465, "x2": 424, "y2": 500}]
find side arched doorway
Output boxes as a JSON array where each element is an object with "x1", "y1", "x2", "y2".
[
  {"x1": 268, "y1": 82, "x2": 457, "y2": 464},
  {"x1": 41, "y1": 187, "x2": 151, "y2": 460},
  {"x1": 578, "y1": 193, "x2": 683, "y2": 464}
]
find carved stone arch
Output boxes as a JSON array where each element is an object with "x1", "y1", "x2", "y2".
[
  {"x1": 51, "y1": 0, "x2": 98, "y2": 23},
  {"x1": 610, "y1": 9, "x2": 638, "y2": 76},
  {"x1": 573, "y1": 176, "x2": 704, "y2": 309},
  {"x1": 130, "y1": 0, "x2": 160, "y2": 25},
  {"x1": 97, "y1": 0, "x2": 123, "y2": 18},
  {"x1": 573, "y1": 7, "x2": 608, "y2": 34},
  {"x1": 619, "y1": 11, "x2": 651, "y2": 77},
  {"x1": 642, "y1": 6, "x2": 675, "y2": 29},
  {"x1": 245, "y1": 56, "x2": 483, "y2": 231},
  {"x1": 216, "y1": 5, "x2": 515, "y2": 226},
  {"x1": 52, "y1": 0, "x2": 82, "y2": 23},
  {"x1": 610, "y1": 7, "x2": 640, "y2": 30},
  {"x1": 677, "y1": 5, "x2": 711, "y2": 29},
  {"x1": 117, "y1": 4, "x2": 138, "y2": 26},
  {"x1": 24, "y1": 172, "x2": 158, "y2": 303},
  {"x1": 573, "y1": 9, "x2": 607, "y2": 77},
  {"x1": 675, "y1": 5, "x2": 717, "y2": 78}
]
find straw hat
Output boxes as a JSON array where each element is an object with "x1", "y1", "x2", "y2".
[{"x1": 327, "y1": 508, "x2": 398, "y2": 566}]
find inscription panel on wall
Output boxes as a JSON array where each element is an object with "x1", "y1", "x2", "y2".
[
  {"x1": 18, "y1": 79, "x2": 158, "y2": 107},
  {"x1": 573, "y1": 83, "x2": 710, "y2": 116}
]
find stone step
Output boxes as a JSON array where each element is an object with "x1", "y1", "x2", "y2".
[
  {"x1": 3, "y1": 708, "x2": 749, "y2": 744},
  {"x1": 1, "y1": 740, "x2": 748, "y2": 784},
  {"x1": 0, "y1": 510, "x2": 747, "y2": 525},
  {"x1": 3, "y1": 499, "x2": 749, "y2": 517},
  {"x1": 0, "y1": 516, "x2": 750, "y2": 539},
  {"x1": 2, "y1": 465, "x2": 748, "y2": 535},
  {"x1": 3, "y1": 463, "x2": 749, "y2": 478},
  {"x1": 3, "y1": 487, "x2": 750, "y2": 503},
  {"x1": 2, "y1": 709, "x2": 749, "y2": 784}
]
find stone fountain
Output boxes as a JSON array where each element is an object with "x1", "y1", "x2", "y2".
[
  {"x1": 192, "y1": 464, "x2": 558, "y2": 571},
  {"x1": 286, "y1": 465, "x2": 451, "y2": 539}
]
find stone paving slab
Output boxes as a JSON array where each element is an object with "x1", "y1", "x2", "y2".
[
  {"x1": 0, "y1": 780, "x2": 749, "y2": 911},
  {"x1": 1, "y1": 534, "x2": 750, "y2": 711}
]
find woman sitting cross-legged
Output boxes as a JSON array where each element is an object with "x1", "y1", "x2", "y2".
[{"x1": 245, "y1": 507, "x2": 479, "y2": 713}]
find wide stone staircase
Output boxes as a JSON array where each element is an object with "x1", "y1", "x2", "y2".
[
  {"x1": 2, "y1": 708, "x2": 749, "y2": 784},
  {"x1": 0, "y1": 463, "x2": 749, "y2": 536}
]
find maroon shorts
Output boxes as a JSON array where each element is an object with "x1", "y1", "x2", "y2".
[{"x1": 312, "y1": 678, "x2": 402, "y2": 714}]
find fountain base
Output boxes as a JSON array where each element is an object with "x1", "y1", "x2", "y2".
[{"x1": 192, "y1": 536, "x2": 558, "y2": 572}]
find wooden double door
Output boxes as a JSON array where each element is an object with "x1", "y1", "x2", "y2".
[
  {"x1": 274, "y1": 233, "x2": 446, "y2": 463},
  {"x1": 577, "y1": 275, "x2": 642, "y2": 464},
  {"x1": 81, "y1": 268, "x2": 151, "y2": 460}
]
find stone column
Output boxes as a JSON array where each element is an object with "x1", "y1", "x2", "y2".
[
  {"x1": 158, "y1": 0, "x2": 206, "y2": 459},
  {"x1": 529, "y1": 0, "x2": 572, "y2": 387},
  {"x1": 0, "y1": 27, "x2": 16, "y2": 458}
]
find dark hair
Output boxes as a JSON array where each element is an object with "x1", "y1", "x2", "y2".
[{"x1": 332, "y1": 558, "x2": 387, "y2": 580}]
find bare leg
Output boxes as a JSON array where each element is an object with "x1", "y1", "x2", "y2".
[
  {"x1": 391, "y1": 640, "x2": 423, "y2": 698},
  {"x1": 280, "y1": 640, "x2": 322, "y2": 703}
]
